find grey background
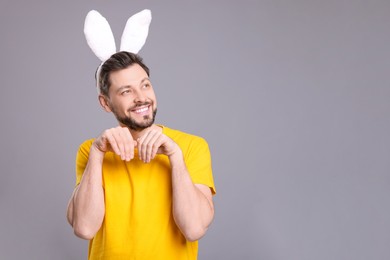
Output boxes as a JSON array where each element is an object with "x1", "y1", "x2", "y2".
[{"x1": 1, "y1": 0, "x2": 389, "y2": 259}]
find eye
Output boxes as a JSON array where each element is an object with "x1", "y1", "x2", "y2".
[
  {"x1": 121, "y1": 89, "x2": 132, "y2": 95},
  {"x1": 143, "y1": 83, "x2": 150, "y2": 89}
]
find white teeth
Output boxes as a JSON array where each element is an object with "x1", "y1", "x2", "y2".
[{"x1": 135, "y1": 107, "x2": 148, "y2": 113}]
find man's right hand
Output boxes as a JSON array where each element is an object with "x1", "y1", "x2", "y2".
[{"x1": 92, "y1": 126, "x2": 136, "y2": 161}]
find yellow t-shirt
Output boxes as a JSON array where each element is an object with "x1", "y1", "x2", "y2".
[{"x1": 75, "y1": 126, "x2": 216, "y2": 260}]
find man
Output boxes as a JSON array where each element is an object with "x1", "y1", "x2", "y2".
[{"x1": 67, "y1": 51, "x2": 216, "y2": 259}]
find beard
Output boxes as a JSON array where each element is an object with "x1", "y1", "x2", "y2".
[{"x1": 112, "y1": 103, "x2": 157, "y2": 131}]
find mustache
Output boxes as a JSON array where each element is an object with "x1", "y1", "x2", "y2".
[{"x1": 127, "y1": 102, "x2": 152, "y2": 111}]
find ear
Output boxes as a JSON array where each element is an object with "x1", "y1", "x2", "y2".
[
  {"x1": 84, "y1": 10, "x2": 117, "y2": 61},
  {"x1": 98, "y1": 94, "x2": 112, "y2": 113},
  {"x1": 120, "y1": 9, "x2": 152, "y2": 53}
]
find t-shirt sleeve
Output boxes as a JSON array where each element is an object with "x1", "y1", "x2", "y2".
[
  {"x1": 75, "y1": 139, "x2": 93, "y2": 186},
  {"x1": 185, "y1": 137, "x2": 216, "y2": 195}
]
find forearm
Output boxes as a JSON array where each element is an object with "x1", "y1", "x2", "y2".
[
  {"x1": 170, "y1": 151, "x2": 214, "y2": 241},
  {"x1": 70, "y1": 148, "x2": 105, "y2": 240}
]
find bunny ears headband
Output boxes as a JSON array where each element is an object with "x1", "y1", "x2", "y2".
[{"x1": 84, "y1": 9, "x2": 152, "y2": 93}]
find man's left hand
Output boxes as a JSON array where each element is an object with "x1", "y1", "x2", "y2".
[{"x1": 136, "y1": 129, "x2": 180, "y2": 163}]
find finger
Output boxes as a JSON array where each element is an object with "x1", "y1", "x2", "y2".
[
  {"x1": 150, "y1": 134, "x2": 164, "y2": 160},
  {"x1": 112, "y1": 127, "x2": 132, "y2": 160},
  {"x1": 113, "y1": 129, "x2": 127, "y2": 160},
  {"x1": 121, "y1": 127, "x2": 134, "y2": 161},
  {"x1": 137, "y1": 130, "x2": 152, "y2": 162},
  {"x1": 138, "y1": 130, "x2": 158, "y2": 163},
  {"x1": 104, "y1": 130, "x2": 121, "y2": 156},
  {"x1": 144, "y1": 131, "x2": 161, "y2": 163}
]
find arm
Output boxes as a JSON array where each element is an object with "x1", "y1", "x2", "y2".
[
  {"x1": 170, "y1": 151, "x2": 215, "y2": 242},
  {"x1": 67, "y1": 127, "x2": 135, "y2": 240},
  {"x1": 137, "y1": 129, "x2": 214, "y2": 241},
  {"x1": 67, "y1": 146, "x2": 105, "y2": 240}
]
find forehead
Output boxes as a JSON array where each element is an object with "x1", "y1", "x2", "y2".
[{"x1": 109, "y1": 64, "x2": 149, "y2": 89}]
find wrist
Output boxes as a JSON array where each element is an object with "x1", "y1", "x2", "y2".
[
  {"x1": 89, "y1": 144, "x2": 105, "y2": 163},
  {"x1": 168, "y1": 148, "x2": 183, "y2": 161}
]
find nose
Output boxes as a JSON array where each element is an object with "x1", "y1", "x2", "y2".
[{"x1": 134, "y1": 89, "x2": 146, "y2": 103}]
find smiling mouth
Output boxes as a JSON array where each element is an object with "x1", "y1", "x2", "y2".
[{"x1": 131, "y1": 105, "x2": 150, "y2": 114}]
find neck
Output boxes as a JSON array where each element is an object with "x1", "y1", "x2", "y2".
[{"x1": 128, "y1": 124, "x2": 162, "y2": 140}]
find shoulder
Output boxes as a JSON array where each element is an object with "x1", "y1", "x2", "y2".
[
  {"x1": 163, "y1": 126, "x2": 209, "y2": 152},
  {"x1": 79, "y1": 138, "x2": 95, "y2": 148},
  {"x1": 77, "y1": 139, "x2": 95, "y2": 155},
  {"x1": 164, "y1": 126, "x2": 207, "y2": 142}
]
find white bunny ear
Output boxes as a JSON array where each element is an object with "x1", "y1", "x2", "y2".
[
  {"x1": 84, "y1": 10, "x2": 117, "y2": 61},
  {"x1": 120, "y1": 9, "x2": 152, "y2": 53}
]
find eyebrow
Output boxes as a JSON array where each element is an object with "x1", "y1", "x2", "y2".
[
  {"x1": 116, "y1": 77, "x2": 150, "y2": 93},
  {"x1": 140, "y1": 77, "x2": 150, "y2": 85}
]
